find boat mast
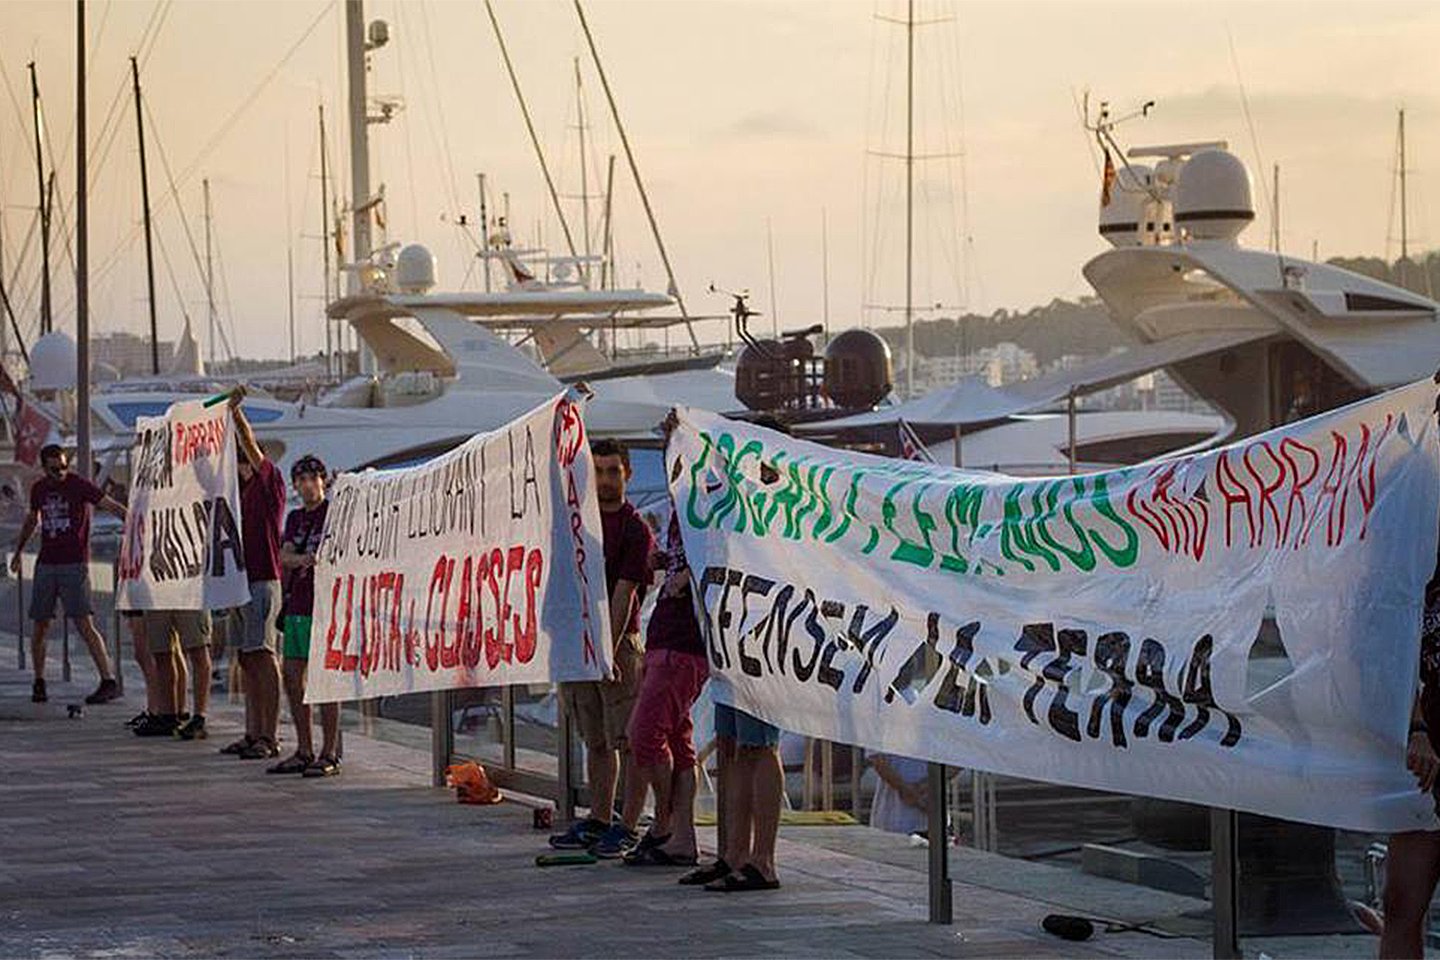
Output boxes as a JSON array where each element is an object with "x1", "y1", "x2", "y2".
[
  {"x1": 904, "y1": 0, "x2": 914, "y2": 399},
  {"x1": 766, "y1": 219, "x2": 779, "y2": 337},
  {"x1": 130, "y1": 57, "x2": 160, "y2": 375},
  {"x1": 821, "y1": 207, "x2": 830, "y2": 340},
  {"x1": 576, "y1": 58, "x2": 593, "y2": 285},
  {"x1": 319, "y1": 103, "x2": 332, "y2": 377},
  {"x1": 478, "y1": 173, "x2": 492, "y2": 292},
  {"x1": 204, "y1": 178, "x2": 215, "y2": 369},
  {"x1": 1270, "y1": 163, "x2": 1280, "y2": 255},
  {"x1": 1399, "y1": 107, "x2": 1408, "y2": 288},
  {"x1": 600, "y1": 154, "x2": 615, "y2": 291},
  {"x1": 345, "y1": 0, "x2": 373, "y2": 294},
  {"x1": 75, "y1": 0, "x2": 91, "y2": 477},
  {"x1": 574, "y1": 0, "x2": 697, "y2": 349},
  {"x1": 28, "y1": 63, "x2": 51, "y2": 336}
]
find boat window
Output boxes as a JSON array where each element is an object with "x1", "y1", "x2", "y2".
[
  {"x1": 107, "y1": 401, "x2": 285, "y2": 428},
  {"x1": 1344, "y1": 291, "x2": 1429, "y2": 312}
]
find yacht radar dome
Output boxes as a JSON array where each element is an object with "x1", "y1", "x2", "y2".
[
  {"x1": 1174, "y1": 149, "x2": 1254, "y2": 244},
  {"x1": 395, "y1": 243, "x2": 437, "y2": 294},
  {"x1": 1099, "y1": 163, "x2": 1154, "y2": 248},
  {"x1": 29, "y1": 331, "x2": 77, "y2": 390}
]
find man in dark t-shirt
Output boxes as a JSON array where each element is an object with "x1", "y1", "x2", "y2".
[
  {"x1": 9, "y1": 444, "x2": 127, "y2": 704},
  {"x1": 267, "y1": 455, "x2": 342, "y2": 778},
  {"x1": 220, "y1": 387, "x2": 285, "y2": 761},
  {"x1": 550, "y1": 438, "x2": 655, "y2": 857}
]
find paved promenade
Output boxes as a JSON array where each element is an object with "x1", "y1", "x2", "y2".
[{"x1": 0, "y1": 626, "x2": 1374, "y2": 959}]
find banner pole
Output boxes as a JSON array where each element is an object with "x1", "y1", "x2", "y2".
[
  {"x1": 1211, "y1": 807, "x2": 1241, "y2": 958},
  {"x1": 16, "y1": 563, "x2": 25, "y2": 671},
  {"x1": 927, "y1": 761, "x2": 952, "y2": 923},
  {"x1": 430, "y1": 690, "x2": 452, "y2": 788}
]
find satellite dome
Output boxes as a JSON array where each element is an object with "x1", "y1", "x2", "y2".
[
  {"x1": 1098, "y1": 163, "x2": 1153, "y2": 248},
  {"x1": 30, "y1": 331, "x2": 77, "y2": 390},
  {"x1": 824, "y1": 329, "x2": 892, "y2": 410},
  {"x1": 395, "y1": 243, "x2": 437, "y2": 294},
  {"x1": 1174, "y1": 150, "x2": 1254, "y2": 243}
]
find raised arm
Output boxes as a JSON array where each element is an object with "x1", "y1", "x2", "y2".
[
  {"x1": 98, "y1": 494, "x2": 128, "y2": 522},
  {"x1": 229, "y1": 386, "x2": 264, "y2": 469}
]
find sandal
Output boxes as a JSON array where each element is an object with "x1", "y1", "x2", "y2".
[
  {"x1": 678, "y1": 858, "x2": 730, "y2": 886},
  {"x1": 237, "y1": 738, "x2": 280, "y2": 760},
  {"x1": 220, "y1": 735, "x2": 255, "y2": 756},
  {"x1": 303, "y1": 755, "x2": 341, "y2": 778},
  {"x1": 266, "y1": 752, "x2": 314, "y2": 775},
  {"x1": 623, "y1": 845, "x2": 698, "y2": 867},
  {"x1": 705, "y1": 864, "x2": 781, "y2": 892}
]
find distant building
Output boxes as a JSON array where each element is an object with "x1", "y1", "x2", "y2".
[
  {"x1": 916, "y1": 342, "x2": 1039, "y2": 392},
  {"x1": 91, "y1": 332, "x2": 176, "y2": 379}
]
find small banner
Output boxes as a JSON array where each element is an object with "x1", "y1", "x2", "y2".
[
  {"x1": 305, "y1": 392, "x2": 613, "y2": 703},
  {"x1": 117, "y1": 399, "x2": 249, "y2": 611},
  {"x1": 669, "y1": 381, "x2": 1440, "y2": 832}
]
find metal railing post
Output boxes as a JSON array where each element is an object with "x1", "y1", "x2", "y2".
[
  {"x1": 926, "y1": 761, "x2": 952, "y2": 924},
  {"x1": 501, "y1": 685, "x2": 516, "y2": 770},
  {"x1": 1211, "y1": 807, "x2": 1241, "y2": 959},
  {"x1": 16, "y1": 562, "x2": 25, "y2": 671},
  {"x1": 430, "y1": 690, "x2": 453, "y2": 787}
]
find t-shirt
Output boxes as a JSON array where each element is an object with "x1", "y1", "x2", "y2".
[
  {"x1": 240, "y1": 458, "x2": 285, "y2": 583},
  {"x1": 281, "y1": 499, "x2": 329, "y2": 617},
  {"x1": 29, "y1": 473, "x2": 104, "y2": 565},
  {"x1": 602, "y1": 501, "x2": 654, "y2": 636},
  {"x1": 647, "y1": 512, "x2": 705, "y2": 656},
  {"x1": 868, "y1": 754, "x2": 930, "y2": 836}
]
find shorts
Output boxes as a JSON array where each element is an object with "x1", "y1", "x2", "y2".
[
  {"x1": 230, "y1": 580, "x2": 282, "y2": 653},
  {"x1": 715, "y1": 702, "x2": 781, "y2": 749},
  {"x1": 628, "y1": 648, "x2": 709, "y2": 769},
  {"x1": 561, "y1": 633, "x2": 643, "y2": 752},
  {"x1": 282, "y1": 615, "x2": 313, "y2": 660},
  {"x1": 143, "y1": 609, "x2": 213, "y2": 653},
  {"x1": 29, "y1": 564, "x2": 93, "y2": 621}
]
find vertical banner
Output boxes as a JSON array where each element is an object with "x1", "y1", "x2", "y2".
[
  {"x1": 669, "y1": 381, "x2": 1440, "y2": 832},
  {"x1": 305, "y1": 392, "x2": 612, "y2": 703},
  {"x1": 117, "y1": 399, "x2": 249, "y2": 611}
]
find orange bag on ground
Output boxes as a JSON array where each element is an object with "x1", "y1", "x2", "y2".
[{"x1": 444, "y1": 761, "x2": 503, "y2": 805}]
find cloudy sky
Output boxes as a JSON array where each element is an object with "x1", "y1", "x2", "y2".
[{"x1": 0, "y1": 0, "x2": 1436, "y2": 362}]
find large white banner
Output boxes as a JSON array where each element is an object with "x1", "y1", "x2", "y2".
[
  {"x1": 306, "y1": 393, "x2": 613, "y2": 703},
  {"x1": 670, "y1": 381, "x2": 1440, "y2": 832},
  {"x1": 117, "y1": 399, "x2": 250, "y2": 611}
]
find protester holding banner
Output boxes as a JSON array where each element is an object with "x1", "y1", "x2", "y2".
[
  {"x1": 268, "y1": 455, "x2": 341, "y2": 778},
  {"x1": 1378, "y1": 534, "x2": 1440, "y2": 958},
  {"x1": 10, "y1": 444, "x2": 127, "y2": 705},
  {"x1": 132, "y1": 609, "x2": 213, "y2": 739},
  {"x1": 551, "y1": 438, "x2": 655, "y2": 858},
  {"x1": 622, "y1": 508, "x2": 710, "y2": 868},
  {"x1": 221, "y1": 389, "x2": 285, "y2": 761}
]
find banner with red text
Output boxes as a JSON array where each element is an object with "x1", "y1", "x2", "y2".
[
  {"x1": 670, "y1": 381, "x2": 1440, "y2": 832},
  {"x1": 305, "y1": 393, "x2": 612, "y2": 702},
  {"x1": 117, "y1": 399, "x2": 249, "y2": 611}
]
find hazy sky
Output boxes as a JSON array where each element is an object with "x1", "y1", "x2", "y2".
[{"x1": 0, "y1": 0, "x2": 1436, "y2": 362}]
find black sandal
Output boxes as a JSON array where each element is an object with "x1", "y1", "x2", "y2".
[
  {"x1": 266, "y1": 752, "x2": 314, "y2": 775},
  {"x1": 303, "y1": 755, "x2": 341, "y2": 778},
  {"x1": 705, "y1": 864, "x2": 781, "y2": 892},
  {"x1": 624, "y1": 845, "x2": 698, "y2": 867},
  {"x1": 678, "y1": 858, "x2": 729, "y2": 886},
  {"x1": 220, "y1": 735, "x2": 255, "y2": 756}
]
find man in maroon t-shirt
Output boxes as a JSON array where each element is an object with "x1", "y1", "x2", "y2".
[
  {"x1": 218, "y1": 387, "x2": 285, "y2": 761},
  {"x1": 9, "y1": 444, "x2": 128, "y2": 704},
  {"x1": 550, "y1": 438, "x2": 655, "y2": 857}
]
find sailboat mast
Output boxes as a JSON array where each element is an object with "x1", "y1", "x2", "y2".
[
  {"x1": 287, "y1": 246, "x2": 295, "y2": 364},
  {"x1": 1270, "y1": 163, "x2": 1280, "y2": 255},
  {"x1": 28, "y1": 63, "x2": 51, "y2": 336},
  {"x1": 319, "y1": 103, "x2": 332, "y2": 377},
  {"x1": 600, "y1": 155, "x2": 615, "y2": 291},
  {"x1": 204, "y1": 178, "x2": 215, "y2": 368},
  {"x1": 904, "y1": 0, "x2": 915, "y2": 398},
  {"x1": 478, "y1": 173, "x2": 492, "y2": 293},
  {"x1": 131, "y1": 57, "x2": 159, "y2": 375},
  {"x1": 821, "y1": 207, "x2": 830, "y2": 340},
  {"x1": 576, "y1": 58, "x2": 592, "y2": 282},
  {"x1": 76, "y1": 0, "x2": 91, "y2": 478},
  {"x1": 1399, "y1": 108, "x2": 1408, "y2": 282},
  {"x1": 345, "y1": 0, "x2": 373, "y2": 293},
  {"x1": 766, "y1": 218, "x2": 778, "y2": 337}
]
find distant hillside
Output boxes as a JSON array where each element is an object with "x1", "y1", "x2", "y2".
[{"x1": 872, "y1": 251, "x2": 1438, "y2": 364}]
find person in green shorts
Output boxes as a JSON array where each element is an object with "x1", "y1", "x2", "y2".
[{"x1": 267, "y1": 455, "x2": 341, "y2": 777}]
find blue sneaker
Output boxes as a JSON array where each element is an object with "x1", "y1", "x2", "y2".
[
  {"x1": 548, "y1": 817, "x2": 607, "y2": 850},
  {"x1": 591, "y1": 823, "x2": 639, "y2": 859}
]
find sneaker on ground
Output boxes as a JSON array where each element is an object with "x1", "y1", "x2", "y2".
[
  {"x1": 173, "y1": 716, "x2": 207, "y2": 741},
  {"x1": 31, "y1": 678, "x2": 47, "y2": 703},
  {"x1": 591, "y1": 823, "x2": 640, "y2": 859},
  {"x1": 548, "y1": 818, "x2": 608, "y2": 850},
  {"x1": 134, "y1": 713, "x2": 179, "y2": 737},
  {"x1": 84, "y1": 678, "x2": 120, "y2": 705}
]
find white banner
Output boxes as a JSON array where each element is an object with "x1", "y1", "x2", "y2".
[
  {"x1": 306, "y1": 393, "x2": 613, "y2": 703},
  {"x1": 670, "y1": 381, "x2": 1440, "y2": 832},
  {"x1": 117, "y1": 399, "x2": 250, "y2": 611}
]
